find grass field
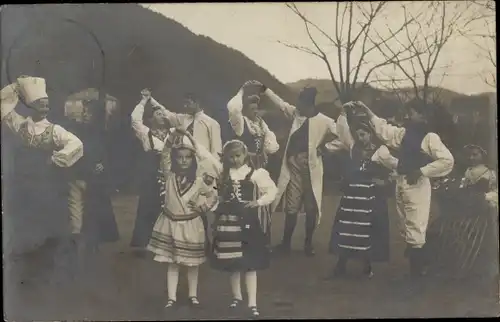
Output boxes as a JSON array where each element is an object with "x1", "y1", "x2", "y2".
[{"x1": 4, "y1": 189, "x2": 500, "y2": 320}]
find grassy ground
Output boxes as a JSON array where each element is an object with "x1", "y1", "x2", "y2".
[{"x1": 4, "y1": 188, "x2": 500, "y2": 320}]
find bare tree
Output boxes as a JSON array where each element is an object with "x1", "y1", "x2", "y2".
[
  {"x1": 372, "y1": 1, "x2": 473, "y2": 105},
  {"x1": 278, "y1": 2, "x2": 417, "y2": 104},
  {"x1": 462, "y1": 0, "x2": 496, "y2": 88}
]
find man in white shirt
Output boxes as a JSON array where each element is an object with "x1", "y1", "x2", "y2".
[{"x1": 149, "y1": 92, "x2": 222, "y2": 160}]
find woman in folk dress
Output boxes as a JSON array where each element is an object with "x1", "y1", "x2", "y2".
[
  {"x1": 326, "y1": 113, "x2": 395, "y2": 279},
  {"x1": 147, "y1": 129, "x2": 219, "y2": 309},
  {"x1": 1, "y1": 76, "x2": 83, "y2": 284},
  {"x1": 211, "y1": 140, "x2": 278, "y2": 319},
  {"x1": 347, "y1": 99, "x2": 455, "y2": 278},
  {"x1": 130, "y1": 89, "x2": 171, "y2": 251},
  {"x1": 226, "y1": 81, "x2": 280, "y2": 246},
  {"x1": 426, "y1": 144, "x2": 498, "y2": 283}
]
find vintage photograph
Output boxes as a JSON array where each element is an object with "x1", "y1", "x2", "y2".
[{"x1": 1, "y1": 2, "x2": 498, "y2": 320}]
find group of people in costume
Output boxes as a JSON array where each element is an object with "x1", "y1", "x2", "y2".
[{"x1": 1, "y1": 76, "x2": 498, "y2": 318}]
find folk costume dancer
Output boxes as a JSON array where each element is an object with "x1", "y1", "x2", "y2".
[
  {"x1": 263, "y1": 86, "x2": 339, "y2": 256},
  {"x1": 65, "y1": 98, "x2": 119, "y2": 261},
  {"x1": 130, "y1": 90, "x2": 172, "y2": 251},
  {"x1": 147, "y1": 129, "x2": 219, "y2": 309},
  {"x1": 148, "y1": 91, "x2": 222, "y2": 245},
  {"x1": 226, "y1": 81, "x2": 279, "y2": 169},
  {"x1": 326, "y1": 113, "x2": 395, "y2": 279},
  {"x1": 349, "y1": 100, "x2": 454, "y2": 278},
  {"x1": 226, "y1": 81, "x2": 279, "y2": 246},
  {"x1": 211, "y1": 140, "x2": 278, "y2": 319},
  {"x1": 1, "y1": 76, "x2": 83, "y2": 285}
]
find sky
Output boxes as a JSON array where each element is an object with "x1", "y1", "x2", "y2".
[{"x1": 144, "y1": 2, "x2": 496, "y2": 95}]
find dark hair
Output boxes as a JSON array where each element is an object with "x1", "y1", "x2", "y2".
[
  {"x1": 170, "y1": 147, "x2": 198, "y2": 183},
  {"x1": 184, "y1": 92, "x2": 200, "y2": 103},
  {"x1": 143, "y1": 102, "x2": 163, "y2": 127},
  {"x1": 406, "y1": 99, "x2": 457, "y2": 151},
  {"x1": 350, "y1": 121, "x2": 382, "y2": 147}
]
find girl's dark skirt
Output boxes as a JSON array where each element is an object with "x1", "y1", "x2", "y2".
[{"x1": 210, "y1": 202, "x2": 270, "y2": 272}]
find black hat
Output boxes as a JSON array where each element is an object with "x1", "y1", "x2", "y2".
[{"x1": 298, "y1": 86, "x2": 317, "y2": 106}]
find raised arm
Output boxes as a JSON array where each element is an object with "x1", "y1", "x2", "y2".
[
  {"x1": 371, "y1": 145, "x2": 399, "y2": 171},
  {"x1": 227, "y1": 88, "x2": 245, "y2": 136},
  {"x1": 336, "y1": 112, "x2": 355, "y2": 150},
  {"x1": 150, "y1": 97, "x2": 183, "y2": 127},
  {"x1": 210, "y1": 120, "x2": 223, "y2": 160},
  {"x1": 252, "y1": 168, "x2": 278, "y2": 206},
  {"x1": 261, "y1": 120, "x2": 279, "y2": 155},
  {"x1": 345, "y1": 101, "x2": 406, "y2": 149},
  {"x1": 160, "y1": 129, "x2": 176, "y2": 177},
  {"x1": 263, "y1": 88, "x2": 296, "y2": 120},
  {"x1": 1, "y1": 83, "x2": 25, "y2": 134},
  {"x1": 131, "y1": 97, "x2": 150, "y2": 141},
  {"x1": 51, "y1": 125, "x2": 84, "y2": 167},
  {"x1": 420, "y1": 133, "x2": 454, "y2": 178}
]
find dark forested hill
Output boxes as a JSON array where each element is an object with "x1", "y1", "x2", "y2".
[{"x1": 1, "y1": 4, "x2": 295, "y2": 189}]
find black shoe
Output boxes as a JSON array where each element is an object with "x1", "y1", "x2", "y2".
[
  {"x1": 164, "y1": 299, "x2": 177, "y2": 309},
  {"x1": 249, "y1": 306, "x2": 260, "y2": 319},
  {"x1": 229, "y1": 298, "x2": 243, "y2": 309},
  {"x1": 188, "y1": 296, "x2": 201, "y2": 309}
]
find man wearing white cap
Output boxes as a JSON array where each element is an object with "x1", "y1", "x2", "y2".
[{"x1": 1, "y1": 76, "x2": 84, "y2": 284}]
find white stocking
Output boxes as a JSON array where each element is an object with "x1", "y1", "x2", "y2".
[
  {"x1": 187, "y1": 266, "x2": 199, "y2": 298},
  {"x1": 167, "y1": 264, "x2": 180, "y2": 301},
  {"x1": 230, "y1": 271, "x2": 243, "y2": 300},
  {"x1": 245, "y1": 270, "x2": 257, "y2": 307}
]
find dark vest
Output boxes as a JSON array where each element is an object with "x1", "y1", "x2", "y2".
[
  {"x1": 397, "y1": 124, "x2": 433, "y2": 175},
  {"x1": 287, "y1": 119, "x2": 310, "y2": 157}
]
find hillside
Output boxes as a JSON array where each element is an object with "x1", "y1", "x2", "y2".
[
  {"x1": 1, "y1": 4, "x2": 295, "y2": 188},
  {"x1": 287, "y1": 78, "x2": 467, "y2": 106}
]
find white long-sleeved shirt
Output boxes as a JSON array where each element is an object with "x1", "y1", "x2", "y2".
[
  {"x1": 131, "y1": 99, "x2": 168, "y2": 152},
  {"x1": 228, "y1": 164, "x2": 278, "y2": 207},
  {"x1": 227, "y1": 89, "x2": 279, "y2": 155},
  {"x1": 369, "y1": 115, "x2": 454, "y2": 178},
  {"x1": 1, "y1": 83, "x2": 83, "y2": 167},
  {"x1": 150, "y1": 97, "x2": 222, "y2": 159}
]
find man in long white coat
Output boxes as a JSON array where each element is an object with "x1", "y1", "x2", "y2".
[
  {"x1": 262, "y1": 85, "x2": 342, "y2": 256},
  {"x1": 148, "y1": 91, "x2": 222, "y2": 160}
]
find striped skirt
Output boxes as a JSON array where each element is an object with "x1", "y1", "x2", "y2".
[
  {"x1": 147, "y1": 213, "x2": 206, "y2": 266},
  {"x1": 210, "y1": 202, "x2": 270, "y2": 272},
  {"x1": 329, "y1": 182, "x2": 390, "y2": 262}
]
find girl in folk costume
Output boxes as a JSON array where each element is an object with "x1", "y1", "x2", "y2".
[
  {"x1": 130, "y1": 89, "x2": 171, "y2": 251},
  {"x1": 226, "y1": 81, "x2": 280, "y2": 169},
  {"x1": 262, "y1": 85, "x2": 339, "y2": 256},
  {"x1": 426, "y1": 144, "x2": 498, "y2": 282},
  {"x1": 226, "y1": 80, "x2": 280, "y2": 245},
  {"x1": 347, "y1": 99, "x2": 455, "y2": 278},
  {"x1": 211, "y1": 140, "x2": 278, "y2": 319},
  {"x1": 147, "y1": 129, "x2": 220, "y2": 309},
  {"x1": 326, "y1": 112, "x2": 395, "y2": 279},
  {"x1": 1, "y1": 76, "x2": 83, "y2": 283}
]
